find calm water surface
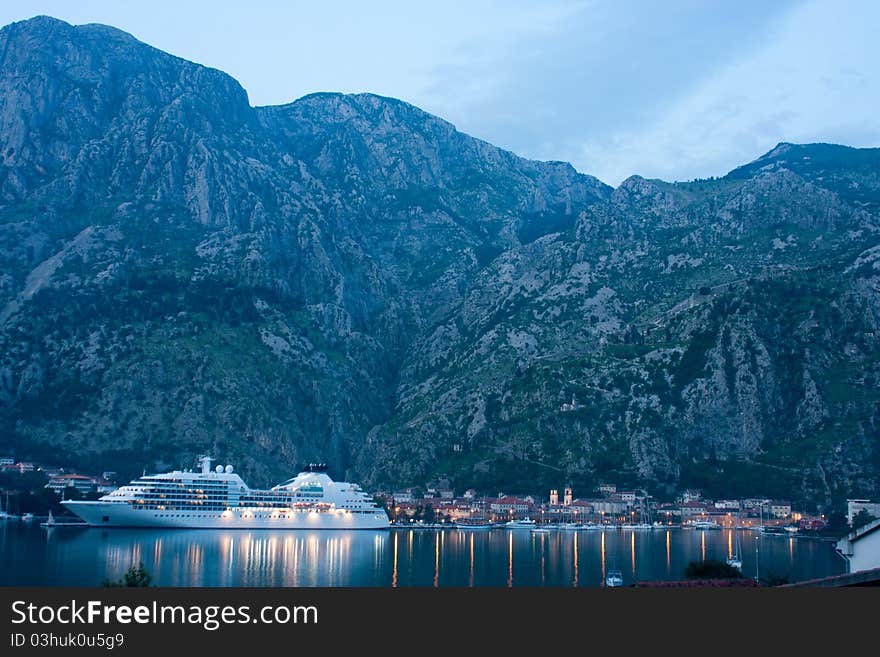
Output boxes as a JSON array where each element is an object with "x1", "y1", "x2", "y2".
[{"x1": 0, "y1": 523, "x2": 845, "y2": 587}]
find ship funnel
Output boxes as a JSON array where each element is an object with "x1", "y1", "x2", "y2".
[{"x1": 198, "y1": 456, "x2": 213, "y2": 474}]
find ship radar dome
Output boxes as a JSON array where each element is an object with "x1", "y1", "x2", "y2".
[
  {"x1": 225, "y1": 465, "x2": 233, "y2": 473},
  {"x1": 215, "y1": 465, "x2": 223, "y2": 473}
]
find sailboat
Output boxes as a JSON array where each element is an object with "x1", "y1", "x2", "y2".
[
  {"x1": 0, "y1": 491, "x2": 16, "y2": 520},
  {"x1": 40, "y1": 509, "x2": 56, "y2": 528},
  {"x1": 726, "y1": 528, "x2": 743, "y2": 570}
]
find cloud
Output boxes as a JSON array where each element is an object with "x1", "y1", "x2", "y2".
[{"x1": 568, "y1": 0, "x2": 880, "y2": 184}]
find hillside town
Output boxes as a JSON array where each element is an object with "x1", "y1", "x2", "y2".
[{"x1": 381, "y1": 481, "x2": 878, "y2": 533}]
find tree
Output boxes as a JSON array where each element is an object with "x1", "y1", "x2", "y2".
[
  {"x1": 852, "y1": 509, "x2": 877, "y2": 530},
  {"x1": 423, "y1": 504, "x2": 436, "y2": 524},
  {"x1": 104, "y1": 562, "x2": 152, "y2": 587},
  {"x1": 684, "y1": 559, "x2": 742, "y2": 579}
]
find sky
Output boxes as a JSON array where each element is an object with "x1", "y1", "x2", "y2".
[{"x1": 1, "y1": 0, "x2": 877, "y2": 186}]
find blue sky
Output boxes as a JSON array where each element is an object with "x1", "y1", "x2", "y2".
[{"x1": 2, "y1": 1, "x2": 877, "y2": 185}]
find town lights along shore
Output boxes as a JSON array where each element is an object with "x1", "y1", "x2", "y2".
[{"x1": 62, "y1": 457, "x2": 390, "y2": 529}]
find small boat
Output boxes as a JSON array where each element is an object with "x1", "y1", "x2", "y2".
[
  {"x1": 689, "y1": 520, "x2": 721, "y2": 530},
  {"x1": 506, "y1": 517, "x2": 537, "y2": 529},
  {"x1": 579, "y1": 523, "x2": 603, "y2": 531},
  {"x1": 605, "y1": 570, "x2": 624, "y2": 587},
  {"x1": 21, "y1": 512, "x2": 35, "y2": 522},
  {"x1": 456, "y1": 518, "x2": 492, "y2": 529},
  {"x1": 531, "y1": 527, "x2": 550, "y2": 534},
  {"x1": 726, "y1": 556, "x2": 743, "y2": 570},
  {"x1": 621, "y1": 523, "x2": 653, "y2": 530},
  {"x1": 784, "y1": 525, "x2": 799, "y2": 534},
  {"x1": 557, "y1": 522, "x2": 579, "y2": 531},
  {"x1": 39, "y1": 510, "x2": 87, "y2": 528}
]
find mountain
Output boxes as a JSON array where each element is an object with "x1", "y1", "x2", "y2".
[{"x1": 0, "y1": 16, "x2": 878, "y2": 507}]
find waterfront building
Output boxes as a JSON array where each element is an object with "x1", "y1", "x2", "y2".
[
  {"x1": 46, "y1": 474, "x2": 96, "y2": 495},
  {"x1": 569, "y1": 499, "x2": 594, "y2": 516},
  {"x1": 836, "y1": 519, "x2": 880, "y2": 573},
  {"x1": 489, "y1": 496, "x2": 532, "y2": 516},
  {"x1": 563, "y1": 486, "x2": 573, "y2": 506},
  {"x1": 679, "y1": 501, "x2": 709, "y2": 518},
  {"x1": 592, "y1": 496, "x2": 628, "y2": 516},
  {"x1": 549, "y1": 489, "x2": 558, "y2": 505}
]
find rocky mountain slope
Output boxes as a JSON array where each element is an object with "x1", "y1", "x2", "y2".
[{"x1": 0, "y1": 17, "x2": 877, "y2": 506}]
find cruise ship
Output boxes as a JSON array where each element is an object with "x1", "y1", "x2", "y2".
[{"x1": 62, "y1": 458, "x2": 390, "y2": 529}]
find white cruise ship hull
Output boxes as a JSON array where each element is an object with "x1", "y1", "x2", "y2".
[{"x1": 62, "y1": 501, "x2": 390, "y2": 530}]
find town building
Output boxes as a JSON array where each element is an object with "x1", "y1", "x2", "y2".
[
  {"x1": 563, "y1": 486, "x2": 573, "y2": 506},
  {"x1": 549, "y1": 489, "x2": 558, "y2": 506}
]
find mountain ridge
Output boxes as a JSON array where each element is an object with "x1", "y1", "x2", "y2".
[{"x1": 0, "y1": 16, "x2": 878, "y2": 509}]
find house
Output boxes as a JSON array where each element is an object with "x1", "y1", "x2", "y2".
[
  {"x1": 598, "y1": 483, "x2": 617, "y2": 496},
  {"x1": 846, "y1": 499, "x2": 880, "y2": 526},
  {"x1": 0, "y1": 457, "x2": 14, "y2": 466},
  {"x1": 714, "y1": 499, "x2": 741, "y2": 511},
  {"x1": 15, "y1": 462, "x2": 35, "y2": 473},
  {"x1": 836, "y1": 518, "x2": 880, "y2": 573},
  {"x1": 618, "y1": 491, "x2": 636, "y2": 504},
  {"x1": 462, "y1": 489, "x2": 477, "y2": 499},
  {"x1": 769, "y1": 501, "x2": 792, "y2": 519},
  {"x1": 393, "y1": 489, "x2": 414, "y2": 503},
  {"x1": 741, "y1": 498, "x2": 771, "y2": 514},
  {"x1": 681, "y1": 489, "x2": 702, "y2": 503}
]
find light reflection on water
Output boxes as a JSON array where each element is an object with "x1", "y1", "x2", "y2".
[{"x1": 0, "y1": 523, "x2": 846, "y2": 587}]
